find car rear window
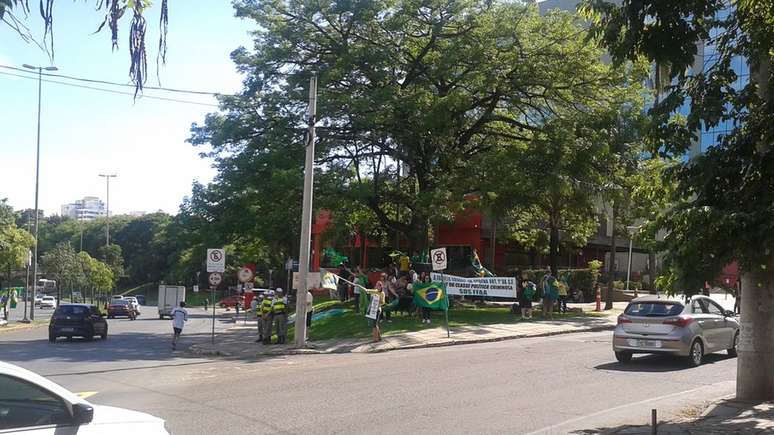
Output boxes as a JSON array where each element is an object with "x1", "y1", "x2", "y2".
[
  {"x1": 54, "y1": 306, "x2": 89, "y2": 316},
  {"x1": 110, "y1": 300, "x2": 129, "y2": 306},
  {"x1": 625, "y1": 302, "x2": 683, "y2": 317}
]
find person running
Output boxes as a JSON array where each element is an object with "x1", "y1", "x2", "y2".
[{"x1": 171, "y1": 301, "x2": 188, "y2": 350}]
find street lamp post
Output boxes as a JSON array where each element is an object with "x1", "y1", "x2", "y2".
[
  {"x1": 98, "y1": 174, "x2": 117, "y2": 252},
  {"x1": 22, "y1": 63, "x2": 58, "y2": 322},
  {"x1": 626, "y1": 225, "x2": 641, "y2": 298}
]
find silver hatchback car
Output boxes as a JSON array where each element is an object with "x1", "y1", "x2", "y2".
[{"x1": 613, "y1": 295, "x2": 739, "y2": 367}]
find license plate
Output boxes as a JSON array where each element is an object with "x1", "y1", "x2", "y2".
[
  {"x1": 628, "y1": 339, "x2": 662, "y2": 348},
  {"x1": 60, "y1": 327, "x2": 74, "y2": 332}
]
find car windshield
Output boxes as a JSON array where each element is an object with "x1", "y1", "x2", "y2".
[
  {"x1": 54, "y1": 306, "x2": 89, "y2": 316},
  {"x1": 625, "y1": 302, "x2": 683, "y2": 317}
]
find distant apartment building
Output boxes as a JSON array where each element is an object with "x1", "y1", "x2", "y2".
[{"x1": 61, "y1": 197, "x2": 106, "y2": 221}]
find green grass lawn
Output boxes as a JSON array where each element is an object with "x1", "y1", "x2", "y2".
[{"x1": 297, "y1": 300, "x2": 612, "y2": 342}]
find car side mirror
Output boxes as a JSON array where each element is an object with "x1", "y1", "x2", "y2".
[
  {"x1": 72, "y1": 403, "x2": 94, "y2": 425},
  {"x1": 724, "y1": 310, "x2": 735, "y2": 317}
]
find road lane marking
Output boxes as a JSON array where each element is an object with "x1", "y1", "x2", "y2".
[{"x1": 76, "y1": 391, "x2": 98, "y2": 399}]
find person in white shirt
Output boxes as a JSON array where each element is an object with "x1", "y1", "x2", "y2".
[{"x1": 171, "y1": 301, "x2": 188, "y2": 350}]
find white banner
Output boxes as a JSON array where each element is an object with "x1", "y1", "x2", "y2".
[
  {"x1": 430, "y1": 273, "x2": 517, "y2": 298},
  {"x1": 292, "y1": 271, "x2": 321, "y2": 290}
]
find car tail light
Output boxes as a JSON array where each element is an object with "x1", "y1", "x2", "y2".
[
  {"x1": 663, "y1": 315, "x2": 694, "y2": 327},
  {"x1": 617, "y1": 315, "x2": 632, "y2": 325}
]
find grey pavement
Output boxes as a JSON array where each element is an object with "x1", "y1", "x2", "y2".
[
  {"x1": 36, "y1": 330, "x2": 738, "y2": 435},
  {"x1": 189, "y1": 303, "x2": 625, "y2": 358},
  {"x1": 590, "y1": 397, "x2": 774, "y2": 434}
]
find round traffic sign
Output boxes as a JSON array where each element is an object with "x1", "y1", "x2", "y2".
[
  {"x1": 208, "y1": 272, "x2": 223, "y2": 286},
  {"x1": 238, "y1": 267, "x2": 254, "y2": 283},
  {"x1": 433, "y1": 250, "x2": 446, "y2": 264}
]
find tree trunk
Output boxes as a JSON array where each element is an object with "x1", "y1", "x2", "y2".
[
  {"x1": 736, "y1": 258, "x2": 774, "y2": 400},
  {"x1": 605, "y1": 205, "x2": 617, "y2": 310},
  {"x1": 549, "y1": 216, "x2": 560, "y2": 277},
  {"x1": 648, "y1": 250, "x2": 657, "y2": 293}
]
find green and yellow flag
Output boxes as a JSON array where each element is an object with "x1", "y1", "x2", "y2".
[{"x1": 413, "y1": 282, "x2": 448, "y2": 311}]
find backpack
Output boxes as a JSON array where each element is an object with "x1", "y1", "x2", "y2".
[{"x1": 523, "y1": 282, "x2": 536, "y2": 300}]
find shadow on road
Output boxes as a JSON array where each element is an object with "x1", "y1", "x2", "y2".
[
  {"x1": 594, "y1": 353, "x2": 734, "y2": 373},
  {"x1": 571, "y1": 398, "x2": 771, "y2": 434}
]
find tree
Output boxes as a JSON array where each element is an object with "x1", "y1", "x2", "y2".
[
  {"x1": 1, "y1": 0, "x2": 170, "y2": 94},
  {"x1": 40, "y1": 242, "x2": 81, "y2": 301},
  {"x1": 191, "y1": 0, "x2": 631, "y2": 253},
  {"x1": 583, "y1": 0, "x2": 774, "y2": 400},
  {"x1": 98, "y1": 244, "x2": 125, "y2": 287}
]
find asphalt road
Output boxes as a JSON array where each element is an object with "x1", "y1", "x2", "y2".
[{"x1": 1, "y1": 320, "x2": 738, "y2": 434}]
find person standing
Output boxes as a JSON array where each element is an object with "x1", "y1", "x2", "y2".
[
  {"x1": 354, "y1": 266, "x2": 367, "y2": 314},
  {"x1": 272, "y1": 288, "x2": 288, "y2": 344},
  {"x1": 541, "y1": 273, "x2": 558, "y2": 320},
  {"x1": 305, "y1": 290, "x2": 314, "y2": 334},
  {"x1": 338, "y1": 262, "x2": 352, "y2": 302},
  {"x1": 171, "y1": 301, "x2": 188, "y2": 350},
  {"x1": 253, "y1": 294, "x2": 264, "y2": 343},
  {"x1": 365, "y1": 285, "x2": 385, "y2": 342},
  {"x1": 557, "y1": 278, "x2": 569, "y2": 313},
  {"x1": 203, "y1": 298, "x2": 209, "y2": 311},
  {"x1": 260, "y1": 291, "x2": 274, "y2": 345},
  {"x1": 519, "y1": 278, "x2": 535, "y2": 320}
]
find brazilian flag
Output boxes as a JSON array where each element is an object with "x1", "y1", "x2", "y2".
[{"x1": 413, "y1": 282, "x2": 448, "y2": 311}]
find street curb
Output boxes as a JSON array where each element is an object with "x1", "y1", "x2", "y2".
[
  {"x1": 186, "y1": 323, "x2": 616, "y2": 358},
  {"x1": 0, "y1": 321, "x2": 47, "y2": 334}
]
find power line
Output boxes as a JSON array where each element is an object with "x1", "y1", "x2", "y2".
[
  {"x1": 0, "y1": 71, "x2": 220, "y2": 107},
  {"x1": 0, "y1": 64, "x2": 236, "y2": 97}
]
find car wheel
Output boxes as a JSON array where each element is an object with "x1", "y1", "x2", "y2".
[
  {"x1": 615, "y1": 351, "x2": 632, "y2": 363},
  {"x1": 727, "y1": 332, "x2": 739, "y2": 357},
  {"x1": 48, "y1": 334, "x2": 56, "y2": 342},
  {"x1": 101, "y1": 330, "x2": 108, "y2": 340},
  {"x1": 688, "y1": 339, "x2": 704, "y2": 367}
]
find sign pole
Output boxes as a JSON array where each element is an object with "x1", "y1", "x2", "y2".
[
  {"x1": 211, "y1": 286, "x2": 215, "y2": 345},
  {"x1": 442, "y1": 270, "x2": 450, "y2": 338}
]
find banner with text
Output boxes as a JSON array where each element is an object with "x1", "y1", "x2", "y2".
[{"x1": 430, "y1": 273, "x2": 517, "y2": 298}]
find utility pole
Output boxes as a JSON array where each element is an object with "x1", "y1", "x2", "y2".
[
  {"x1": 294, "y1": 73, "x2": 317, "y2": 347},
  {"x1": 23, "y1": 63, "x2": 58, "y2": 322},
  {"x1": 98, "y1": 174, "x2": 117, "y2": 252}
]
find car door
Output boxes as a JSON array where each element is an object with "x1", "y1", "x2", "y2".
[
  {"x1": 702, "y1": 299, "x2": 733, "y2": 350},
  {"x1": 689, "y1": 299, "x2": 716, "y2": 347},
  {"x1": 0, "y1": 374, "x2": 78, "y2": 435},
  {"x1": 90, "y1": 307, "x2": 106, "y2": 334}
]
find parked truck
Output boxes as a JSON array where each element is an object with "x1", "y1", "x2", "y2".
[{"x1": 158, "y1": 285, "x2": 186, "y2": 319}]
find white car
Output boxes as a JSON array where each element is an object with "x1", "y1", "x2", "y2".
[
  {"x1": 0, "y1": 361, "x2": 170, "y2": 434},
  {"x1": 34, "y1": 295, "x2": 44, "y2": 306},
  {"x1": 39, "y1": 296, "x2": 57, "y2": 310},
  {"x1": 110, "y1": 295, "x2": 124, "y2": 301}
]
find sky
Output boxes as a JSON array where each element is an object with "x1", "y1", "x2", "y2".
[{"x1": 0, "y1": 1, "x2": 254, "y2": 216}]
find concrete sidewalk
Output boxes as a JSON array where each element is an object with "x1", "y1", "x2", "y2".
[
  {"x1": 601, "y1": 397, "x2": 774, "y2": 434},
  {"x1": 188, "y1": 303, "x2": 623, "y2": 358}
]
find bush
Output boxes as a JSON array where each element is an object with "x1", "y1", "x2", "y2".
[
  {"x1": 612, "y1": 280, "x2": 643, "y2": 291},
  {"x1": 519, "y1": 268, "x2": 596, "y2": 293}
]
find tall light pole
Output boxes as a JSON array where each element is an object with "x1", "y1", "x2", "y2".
[
  {"x1": 625, "y1": 225, "x2": 641, "y2": 298},
  {"x1": 294, "y1": 73, "x2": 317, "y2": 347},
  {"x1": 23, "y1": 63, "x2": 58, "y2": 322},
  {"x1": 98, "y1": 174, "x2": 117, "y2": 251}
]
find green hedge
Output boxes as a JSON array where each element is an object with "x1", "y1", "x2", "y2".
[{"x1": 519, "y1": 268, "x2": 595, "y2": 291}]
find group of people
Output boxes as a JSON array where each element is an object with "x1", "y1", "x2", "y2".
[
  {"x1": 335, "y1": 262, "x2": 434, "y2": 342},
  {"x1": 517, "y1": 272, "x2": 570, "y2": 321},
  {"x1": 250, "y1": 288, "x2": 290, "y2": 345}
]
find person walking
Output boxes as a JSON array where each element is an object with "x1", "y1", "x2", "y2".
[
  {"x1": 203, "y1": 298, "x2": 208, "y2": 311},
  {"x1": 171, "y1": 301, "x2": 188, "y2": 350},
  {"x1": 272, "y1": 288, "x2": 288, "y2": 344},
  {"x1": 518, "y1": 277, "x2": 535, "y2": 320},
  {"x1": 260, "y1": 291, "x2": 274, "y2": 345},
  {"x1": 365, "y1": 285, "x2": 385, "y2": 342},
  {"x1": 541, "y1": 273, "x2": 559, "y2": 320}
]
